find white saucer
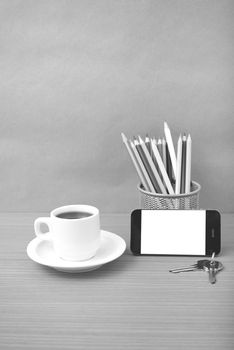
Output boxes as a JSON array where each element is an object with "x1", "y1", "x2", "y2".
[{"x1": 27, "y1": 230, "x2": 126, "y2": 273}]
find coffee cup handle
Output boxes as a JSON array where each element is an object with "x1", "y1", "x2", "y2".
[{"x1": 34, "y1": 217, "x2": 52, "y2": 240}]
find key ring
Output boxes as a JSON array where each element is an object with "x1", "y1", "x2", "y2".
[{"x1": 210, "y1": 252, "x2": 215, "y2": 266}]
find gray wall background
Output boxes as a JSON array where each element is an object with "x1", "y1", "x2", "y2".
[{"x1": 0, "y1": 0, "x2": 233, "y2": 213}]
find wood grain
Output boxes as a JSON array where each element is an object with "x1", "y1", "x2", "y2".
[{"x1": 0, "y1": 213, "x2": 234, "y2": 350}]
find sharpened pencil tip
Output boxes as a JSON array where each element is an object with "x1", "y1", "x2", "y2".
[
  {"x1": 133, "y1": 136, "x2": 139, "y2": 145},
  {"x1": 121, "y1": 132, "x2": 127, "y2": 142},
  {"x1": 138, "y1": 135, "x2": 143, "y2": 142},
  {"x1": 145, "y1": 133, "x2": 150, "y2": 141}
]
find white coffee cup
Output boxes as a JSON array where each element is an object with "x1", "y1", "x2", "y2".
[{"x1": 34, "y1": 205, "x2": 100, "y2": 261}]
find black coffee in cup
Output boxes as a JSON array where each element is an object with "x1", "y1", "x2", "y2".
[{"x1": 56, "y1": 211, "x2": 92, "y2": 220}]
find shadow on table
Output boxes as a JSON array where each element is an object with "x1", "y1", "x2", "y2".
[{"x1": 38, "y1": 248, "x2": 133, "y2": 279}]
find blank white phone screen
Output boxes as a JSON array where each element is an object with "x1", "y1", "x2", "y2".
[{"x1": 141, "y1": 210, "x2": 206, "y2": 255}]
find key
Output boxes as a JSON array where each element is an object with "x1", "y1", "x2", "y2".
[
  {"x1": 169, "y1": 259, "x2": 210, "y2": 273},
  {"x1": 203, "y1": 260, "x2": 223, "y2": 284}
]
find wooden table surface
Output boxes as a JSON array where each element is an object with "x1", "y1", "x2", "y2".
[{"x1": 0, "y1": 212, "x2": 234, "y2": 350}]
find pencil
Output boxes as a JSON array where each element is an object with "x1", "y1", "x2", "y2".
[
  {"x1": 134, "y1": 137, "x2": 160, "y2": 193},
  {"x1": 185, "y1": 134, "x2": 192, "y2": 193},
  {"x1": 166, "y1": 142, "x2": 173, "y2": 184},
  {"x1": 151, "y1": 140, "x2": 174, "y2": 194},
  {"x1": 157, "y1": 138, "x2": 163, "y2": 159},
  {"x1": 138, "y1": 136, "x2": 167, "y2": 194},
  {"x1": 180, "y1": 134, "x2": 187, "y2": 194},
  {"x1": 151, "y1": 138, "x2": 159, "y2": 172},
  {"x1": 145, "y1": 134, "x2": 151, "y2": 155},
  {"x1": 164, "y1": 122, "x2": 177, "y2": 178},
  {"x1": 161, "y1": 138, "x2": 167, "y2": 173},
  {"x1": 121, "y1": 133, "x2": 150, "y2": 191},
  {"x1": 175, "y1": 135, "x2": 182, "y2": 194},
  {"x1": 130, "y1": 140, "x2": 155, "y2": 193}
]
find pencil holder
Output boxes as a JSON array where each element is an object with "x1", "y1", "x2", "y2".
[{"x1": 138, "y1": 181, "x2": 201, "y2": 210}]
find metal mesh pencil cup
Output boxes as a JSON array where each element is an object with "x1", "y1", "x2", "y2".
[{"x1": 138, "y1": 181, "x2": 201, "y2": 210}]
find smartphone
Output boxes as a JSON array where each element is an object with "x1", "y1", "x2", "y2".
[{"x1": 131, "y1": 209, "x2": 221, "y2": 256}]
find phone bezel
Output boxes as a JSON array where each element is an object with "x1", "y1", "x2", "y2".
[{"x1": 130, "y1": 209, "x2": 221, "y2": 257}]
